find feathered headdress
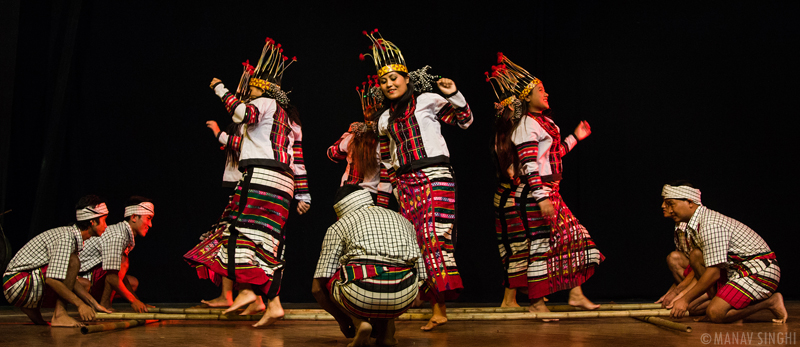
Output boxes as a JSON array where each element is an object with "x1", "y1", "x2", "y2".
[
  {"x1": 235, "y1": 60, "x2": 255, "y2": 100},
  {"x1": 359, "y1": 29, "x2": 407, "y2": 77},
  {"x1": 247, "y1": 37, "x2": 297, "y2": 105},
  {"x1": 486, "y1": 53, "x2": 542, "y2": 118},
  {"x1": 356, "y1": 75, "x2": 382, "y2": 122},
  {"x1": 486, "y1": 53, "x2": 542, "y2": 101}
]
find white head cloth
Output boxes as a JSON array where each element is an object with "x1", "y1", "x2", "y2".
[
  {"x1": 76, "y1": 203, "x2": 109, "y2": 221},
  {"x1": 661, "y1": 185, "x2": 702, "y2": 205},
  {"x1": 124, "y1": 202, "x2": 155, "y2": 218}
]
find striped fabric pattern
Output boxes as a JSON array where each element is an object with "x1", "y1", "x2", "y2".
[
  {"x1": 532, "y1": 114, "x2": 576, "y2": 178},
  {"x1": 2, "y1": 265, "x2": 47, "y2": 308},
  {"x1": 225, "y1": 132, "x2": 242, "y2": 153},
  {"x1": 269, "y1": 106, "x2": 293, "y2": 165},
  {"x1": 717, "y1": 254, "x2": 780, "y2": 309},
  {"x1": 436, "y1": 102, "x2": 472, "y2": 128},
  {"x1": 388, "y1": 98, "x2": 426, "y2": 167},
  {"x1": 330, "y1": 262, "x2": 419, "y2": 319},
  {"x1": 397, "y1": 165, "x2": 462, "y2": 300},
  {"x1": 686, "y1": 205, "x2": 780, "y2": 308},
  {"x1": 221, "y1": 91, "x2": 261, "y2": 125},
  {"x1": 516, "y1": 141, "x2": 542, "y2": 192},
  {"x1": 327, "y1": 133, "x2": 349, "y2": 162},
  {"x1": 184, "y1": 166, "x2": 294, "y2": 295},
  {"x1": 494, "y1": 182, "x2": 548, "y2": 289},
  {"x1": 495, "y1": 182, "x2": 604, "y2": 299}
]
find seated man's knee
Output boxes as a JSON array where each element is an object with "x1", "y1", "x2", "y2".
[
  {"x1": 126, "y1": 275, "x2": 139, "y2": 292},
  {"x1": 706, "y1": 302, "x2": 728, "y2": 323},
  {"x1": 667, "y1": 251, "x2": 687, "y2": 266}
]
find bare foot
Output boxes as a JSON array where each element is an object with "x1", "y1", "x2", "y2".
[
  {"x1": 240, "y1": 298, "x2": 265, "y2": 315},
  {"x1": 201, "y1": 295, "x2": 233, "y2": 308},
  {"x1": 568, "y1": 287, "x2": 600, "y2": 310},
  {"x1": 543, "y1": 296, "x2": 549, "y2": 302},
  {"x1": 420, "y1": 315, "x2": 447, "y2": 331},
  {"x1": 252, "y1": 305, "x2": 284, "y2": 328},
  {"x1": 694, "y1": 315, "x2": 711, "y2": 322},
  {"x1": 768, "y1": 293, "x2": 788, "y2": 323},
  {"x1": 348, "y1": 320, "x2": 372, "y2": 347},
  {"x1": 223, "y1": 290, "x2": 257, "y2": 314},
  {"x1": 501, "y1": 288, "x2": 520, "y2": 307},
  {"x1": 20, "y1": 308, "x2": 48, "y2": 325},
  {"x1": 50, "y1": 312, "x2": 85, "y2": 327},
  {"x1": 529, "y1": 300, "x2": 558, "y2": 322}
]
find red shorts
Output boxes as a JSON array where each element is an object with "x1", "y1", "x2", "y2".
[{"x1": 682, "y1": 265, "x2": 692, "y2": 278}]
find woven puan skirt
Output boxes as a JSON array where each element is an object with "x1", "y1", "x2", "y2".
[
  {"x1": 494, "y1": 181, "x2": 604, "y2": 299},
  {"x1": 184, "y1": 166, "x2": 293, "y2": 297},
  {"x1": 3, "y1": 265, "x2": 51, "y2": 308},
  {"x1": 327, "y1": 261, "x2": 419, "y2": 319},
  {"x1": 397, "y1": 165, "x2": 462, "y2": 301}
]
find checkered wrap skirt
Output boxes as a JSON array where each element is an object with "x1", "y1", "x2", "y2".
[
  {"x1": 397, "y1": 165, "x2": 462, "y2": 301},
  {"x1": 494, "y1": 181, "x2": 604, "y2": 299},
  {"x1": 184, "y1": 166, "x2": 293, "y2": 297}
]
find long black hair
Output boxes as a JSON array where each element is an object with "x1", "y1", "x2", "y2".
[{"x1": 494, "y1": 106, "x2": 523, "y2": 180}]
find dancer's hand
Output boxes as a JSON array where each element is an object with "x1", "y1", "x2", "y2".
[
  {"x1": 297, "y1": 201, "x2": 311, "y2": 215},
  {"x1": 574, "y1": 121, "x2": 591, "y2": 141},
  {"x1": 131, "y1": 299, "x2": 151, "y2": 313},
  {"x1": 210, "y1": 78, "x2": 222, "y2": 89},
  {"x1": 78, "y1": 303, "x2": 96, "y2": 321},
  {"x1": 436, "y1": 78, "x2": 457, "y2": 95},
  {"x1": 206, "y1": 120, "x2": 221, "y2": 137},
  {"x1": 670, "y1": 298, "x2": 689, "y2": 318},
  {"x1": 538, "y1": 199, "x2": 555, "y2": 219},
  {"x1": 661, "y1": 290, "x2": 678, "y2": 308}
]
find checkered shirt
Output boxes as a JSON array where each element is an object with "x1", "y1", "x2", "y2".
[
  {"x1": 79, "y1": 221, "x2": 134, "y2": 272},
  {"x1": 673, "y1": 222, "x2": 693, "y2": 257},
  {"x1": 4, "y1": 225, "x2": 83, "y2": 280},
  {"x1": 686, "y1": 206, "x2": 773, "y2": 277},
  {"x1": 314, "y1": 190, "x2": 426, "y2": 280}
]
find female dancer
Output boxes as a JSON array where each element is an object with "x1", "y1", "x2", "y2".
[
  {"x1": 185, "y1": 38, "x2": 309, "y2": 328},
  {"x1": 326, "y1": 76, "x2": 391, "y2": 207},
  {"x1": 361, "y1": 30, "x2": 472, "y2": 331},
  {"x1": 488, "y1": 53, "x2": 603, "y2": 318}
]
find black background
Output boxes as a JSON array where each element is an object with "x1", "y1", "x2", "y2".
[{"x1": 2, "y1": 1, "x2": 798, "y2": 305}]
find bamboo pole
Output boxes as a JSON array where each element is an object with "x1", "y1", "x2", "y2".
[
  {"x1": 80, "y1": 320, "x2": 148, "y2": 334},
  {"x1": 145, "y1": 303, "x2": 663, "y2": 316},
  {"x1": 633, "y1": 316, "x2": 692, "y2": 333},
  {"x1": 96, "y1": 309, "x2": 672, "y2": 321}
]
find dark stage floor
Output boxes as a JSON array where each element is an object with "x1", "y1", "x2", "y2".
[{"x1": 0, "y1": 302, "x2": 797, "y2": 346}]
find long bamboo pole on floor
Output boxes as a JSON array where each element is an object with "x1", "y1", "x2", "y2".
[
  {"x1": 96, "y1": 309, "x2": 673, "y2": 321},
  {"x1": 633, "y1": 316, "x2": 692, "y2": 333},
  {"x1": 80, "y1": 319, "x2": 149, "y2": 334},
  {"x1": 146, "y1": 303, "x2": 663, "y2": 315}
]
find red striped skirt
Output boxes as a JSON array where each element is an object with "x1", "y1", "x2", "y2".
[{"x1": 397, "y1": 165, "x2": 462, "y2": 301}]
